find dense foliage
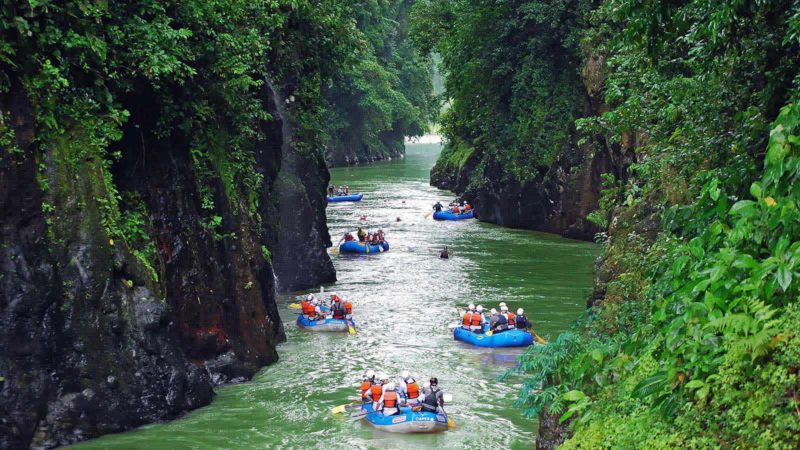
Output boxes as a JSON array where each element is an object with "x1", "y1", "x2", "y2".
[
  {"x1": 412, "y1": 0, "x2": 593, "y2": 184},
  {"x1": 496, "y1": 0, "x2": 800, "y2": 447},
  {"x1": 323, "y1": 0, "x2": 438, "y2": 165},
  {"x1": 1, "y1": 0, "x2": 431, "y2": 277}
]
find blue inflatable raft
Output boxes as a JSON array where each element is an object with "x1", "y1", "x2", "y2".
[
  {"x1": 359, "y1": 403, "x2": 448, "y2": 433},
  {"x1": 453, "y1": 325, "x2": 533, "y2": 347},
  {"x1": 433, "y1": 210, "x2": 474, "y2": 221},
  {"x1": 327, "y1": 193, "x2": 363, "y2": 202},
  {"x1": 339, "y1": 241, "x2": 389, "y2": 254},
  {"x1": 297, "y1": 306, "x2": 355, "y2": 332}
]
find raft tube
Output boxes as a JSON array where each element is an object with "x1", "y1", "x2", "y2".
[
  {"x1": 297, "y1": 305, "x2": 355, "y2": 332},
  {"x1": 360, "y1": 403, "x2": 448, "y2": 433},
  {"x1": 338, "y1": 241, "x2": 390, "y2": 254},
  {"x1": 297, "y1": 315, "x2": 355, "y2": 332},
  {"x1": 433, "y1": 210, "x2": 474, "y2": 221},
  {"x1": 327, "y1": 193, "x2": 363, "y2": 202},
  {"x1": 453, "y1": 325, "x2": 533, "y2": 347}
]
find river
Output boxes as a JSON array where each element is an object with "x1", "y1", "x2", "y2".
[{"x1": 78, "y1": 141, "x2": 598, "y2": 449}]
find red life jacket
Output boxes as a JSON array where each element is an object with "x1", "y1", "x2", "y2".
[
  {"x1": 301, "y1": 301, "x2": 314, "y2": 316},
  {"x1": 406, "y1": 382, "x2": 419, "y2": 399},
  {"x1": 345, "y1": 302, "x2": 352, "y2": 314},
  {"x1": 361, "y1": 381, "x2": 372, "y2": 398},
  {"x1": 383, "y1": 390, "x2": 398, "y2": 408},
  {"x1": 454, "y1": 206, "x2": 460, "y2": 213},
  {"x1": 370, "y1": 384, "x2": 382, "y2": 400},
  {"x1": 508, "y1": 312, "x2": 515, "y2": 325},
  {"x1": 462, "y1": 312, "x2": 472, "y2": 326},
  {"x1": 471, "y1": 313, "x2": 482, "y2": 326},
  {"x1": 332, "y1": 302, "x2": 345, "y2": 319}
]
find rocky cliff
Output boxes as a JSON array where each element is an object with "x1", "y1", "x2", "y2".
[
  {"x1": 430, "y1": 50, "x2": 635, "y2": 241},
  {"x1": 0, "y1": 52, "x2": 334, "y2": 450}
]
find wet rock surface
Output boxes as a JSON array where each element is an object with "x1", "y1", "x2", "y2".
[
  {"x1": 430, "y1": 50, "x2": 636, "y2": 242},
  {"x1": 0, "y1": 76, "x2": 332, "y2": 447}
]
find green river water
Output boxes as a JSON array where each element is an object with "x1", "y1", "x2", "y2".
[{"x1": 78, "y1": 142, "x2": 598, "y2": 449}]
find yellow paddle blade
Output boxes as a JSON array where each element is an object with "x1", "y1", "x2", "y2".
[
  {"x1": 532, "y1": 330, "x2": 547, "y2": 344},
  {"x1": 348, "y1": 325, "x2": 357, "y2": 335},
  {"x1": 289, "y1": 303, "x2": 301, "y2": 309},
  {"x1": 447, "y1": 418, "x2": 457, "y2": 429},
  {"x1": 331, "y1": 404, "x2": 346, "y2": 415},
  {"x1": 424, "y1": 212, "x2": 431, "y2": 219},
  {"x1": 485, "y1": 330, "x2": 493, "y2": 336}
]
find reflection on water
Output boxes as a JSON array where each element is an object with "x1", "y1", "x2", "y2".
[{"x1": 78, "y1": 143, "x2": 597, "y2": 449}]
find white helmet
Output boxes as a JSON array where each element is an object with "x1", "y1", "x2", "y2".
[
  {"x1": 311, "y1": 298, "x2": 319, "y2": 305},
  {"x1": 468, "y1": 303, "x2": 475, "y2": 311},
  {"x1": 517, "y1": 308, "x2": 524, "y2": 315},
  {"x1": 476, "y1": 305, "x2": 484, "y2": 313},
  {"x1": 385, "y1": 382, "x2": 396, "y2": 391},
  {"x1": 501, "y1": 305, "x2": 509, "y2": 312},
  {"x1": 490, "y1": 308, "x2": 498, "y2": 315},
  {"x1": 379, "y1": 373, "x2": 389, "y2": 382},
  {"x1": 400, "y1": 370, "x2": 410, "y2": 379},
  {"x1": 499, "y1": 302, "x2": 507, "y2": 307},
  {"x1": 306, "y1": 294, "x2": 314, "y2": 301},
  {"x1": 365, "y1": 369, "x2": 375, "y2": 380}
]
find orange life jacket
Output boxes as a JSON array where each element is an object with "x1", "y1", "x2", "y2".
[
  {"x1": 508, "y1": 312, "x2": 515, "y2": 325},
  {"x1": 406, "y1": 382, "x2": 419, "y2": 399},
  {"x1": 454, "y1": 206, "x2": 459, "y2": 213},
  {"x1": 361, "y1": 381, "x2": 372, "y2": 398},
  {"x1": 301, "y1": 301, "x2": 314, "y2": 316},
  {"x1": 370, "y1": 384, "x2": 383, "y2": 400},
  {"x1": 466, "y1": 204, "x2": 472, "y2": 211},
  {"x1": 345, "y1": 302, "x2": 352, "y2": 314},
  {"x1": 471, "y1": 313, "x2": 482, "y2": 326},
  {"x1": 462, "y1": 312, "x2": 472, "y2": 326},
  {"x1": 383, "y1": 390, "x2": 398, "y2": 408}
]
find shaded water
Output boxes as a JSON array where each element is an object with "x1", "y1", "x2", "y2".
[{"x1": 79, "y1": 142, "x2": 597, "y2": 449}]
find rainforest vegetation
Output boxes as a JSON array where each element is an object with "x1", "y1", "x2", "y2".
[{"x1": 415, "y1": 0, "x2": 800, "y2": 446}]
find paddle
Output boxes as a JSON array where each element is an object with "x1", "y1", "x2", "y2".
[
  {"x1": 350, "y1": 410, "x2": 370, "y2": 420},
  {"x1": 424, "y1": 211, "x2": 432, "y2": 219},
  {"x1": 331, "y1": 400, "x2": 360, "y2": 415},
  {"x1": 447, "y1": 323, "x2": 461, "y2": 329},
  {"x1": 439, "y1": 394, "x2": 456, "y2": 428},
  {"x1": 332, "y1": 236, "x2": 345, "y2": 256},
  {"x1": 485, "y1": 330, "x2": 494, "y2": 336},
  {"x1": 348, "y1": 323, "x2": 357, "y2": 335},
  {"x1": 531, "y1": 329, "x2": 547, "y2": 344},
  {"x1": 289, "y1": 303, "x2": 301, "y2": 309}
]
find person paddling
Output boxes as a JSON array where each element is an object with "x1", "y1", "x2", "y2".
[
  {"x1": 433, "y1": 202, "x2": 443, "y2": 212},
  {"x1": 400, "y1": 371, "x2": 421, "y2": 406},
  {"x1": 489, "y1": 308, "x2": 508, "y2": 333},
  {"x1": 377, "y1": 382, "x2": 403, "y2": 416},
  {"x1": 440, "y1": 246, "x2": 450, "y2": 259},
  {"x1": 329, "y1": 294, "x2": 347, "y2": 320},
  {"x1": 471, "y1": 305, "x2": 486, "y2": 333},
  {"x1": 361, "y1": 370, "x2": 376, "y2": 404},
  {"x1": 301, "y1": 294, "x2": 315, "y2": 320},
  {"x1": 420, "y1": 377, "x2": 445, "y2": 414},
  {"x1": 458, "y1": 304, "x2": 475, "y2": 330},
  {"x1": 366, "y1": 373, "x2": 388, "y2": 406},
  {"x1": 515, "y1": 308, "x2": 531, "y2": 330},
  {"x1": 501, "y1": 304, "x2": 516, "y2": 329}
]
